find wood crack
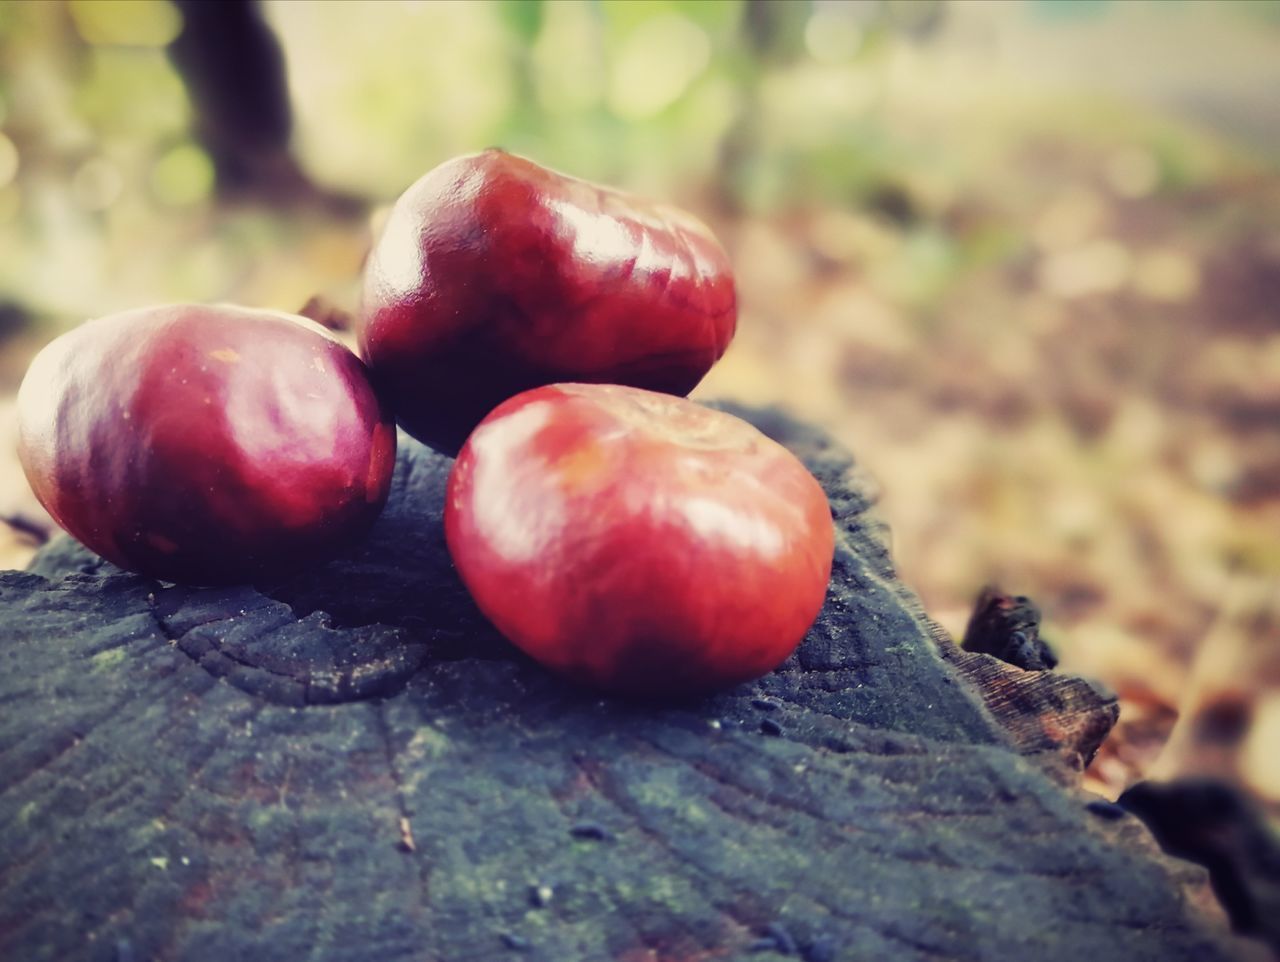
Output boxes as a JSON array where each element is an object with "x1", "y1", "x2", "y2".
[{"x1": 373, "y1": 699, "x2": 432, "y2": 915}]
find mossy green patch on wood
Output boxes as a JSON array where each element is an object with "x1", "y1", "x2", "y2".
[{"x1": 91, "y1": 647, "x2": 127, "y2": 670}]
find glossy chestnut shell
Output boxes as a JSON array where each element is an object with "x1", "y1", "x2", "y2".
[
  {"x1": 17, "y1": 304, "x2": 396, "y2": 585},
  {"x1": 444, "y1": 384, "x2": 835, "y2": 697},
  {"x1": 360, "y1": 150, "x2": 737, "y2": 454}
]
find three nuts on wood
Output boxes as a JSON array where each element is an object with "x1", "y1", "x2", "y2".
[{"x1": 17, "y1": 151, "x2": 834, "y2": 696}]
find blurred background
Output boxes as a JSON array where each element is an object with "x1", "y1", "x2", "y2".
[{"x1": 0, "y1": 0, "x2": 1277, "y2": 817}]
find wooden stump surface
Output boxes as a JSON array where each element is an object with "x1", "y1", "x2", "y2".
[{"x1": 0, "y1": 406, "x2": 1241, "y2": 961}]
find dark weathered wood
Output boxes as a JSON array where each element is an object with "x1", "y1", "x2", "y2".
[
  {"x1": 962, "y1": 585, "x2": 1057, "y2": 671},
  {"x1": 1121, "y1": 779, "x2": 1280, "y2": 954},
  {"x1": 0, "y1": 408, "x2": 1241, "y2": 961},
  {"x1": 939, "y1": 642, "x2": 1120, "y2": 775}
]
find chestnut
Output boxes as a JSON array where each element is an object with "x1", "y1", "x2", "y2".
[
  {"x1": 444, "y1": 383, "x2": 834, "y2": 697},
  {"x1": 17, "y1": 304, "x2": 396, "y2": 585},
  {"x1": 360, "y1": 150, "x2": 737, "y2": 454}
]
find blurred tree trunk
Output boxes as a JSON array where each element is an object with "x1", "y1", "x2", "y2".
[
  {"x1": 715, "y1": 0, "x2": 811, "y2": 215},
  {"x1": 168, "y1": 0, "x2": 291, "y2": 190},
  {"x1": 167, "y1": 0, "x2": 359, "y2": 212}
]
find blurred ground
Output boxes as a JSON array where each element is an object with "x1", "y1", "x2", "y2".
[{"x1": 0, "y1": 0, "x2": 1277, "y2": 811}]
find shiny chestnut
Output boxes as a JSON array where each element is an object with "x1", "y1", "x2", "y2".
[
  {"x1": 360, "y1": 150, "x2": 737, "y2": 454},
  {"x1": 444, "y1": 384, "x2": 834, "y2": 697},
  {"x1": 17, "y1": 304, "x2": 396, "y2": 585}
]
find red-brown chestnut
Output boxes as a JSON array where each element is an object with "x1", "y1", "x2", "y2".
[
  {"x1": 17, "y1": 304, "x2": 396, "y2": 585},
  {"x1": 444, "y1": 384, "x2": 834, "y2": 697},
  {"x1": 360, "y1": 150, "x2": 737, "y2": 454}
]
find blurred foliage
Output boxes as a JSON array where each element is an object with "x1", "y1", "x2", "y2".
[
  {"x1": 0, "y1": 0, "x2": 1279, "y2": 808},
  {"x1": 0, "y1": 0, "x2": 1272, "y2": 320}
]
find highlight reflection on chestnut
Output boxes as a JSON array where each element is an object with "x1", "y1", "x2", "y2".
[
  {"x1": 360, "y1": 150, "x2": 737, "y2": 454},
  {"x1": 444, "y1": 384, "x2": 834, "y2": 697},
  {"x1": 18, "y1": 304, "x2": 396, "y2": 585}
]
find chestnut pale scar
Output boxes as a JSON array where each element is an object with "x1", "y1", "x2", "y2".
[{"x1": 555, "y1": 442, "x2": 608, "y2": 490}]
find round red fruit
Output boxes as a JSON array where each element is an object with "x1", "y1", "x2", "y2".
[
  {"x1": 360, "y1": 149, "x2": 737, "y2": 454},
  {"x1": 444, "y1": 384, "x2": 834, "y2": 697},
  {"x1": 17, "y1": 303, "x2": 396, "y2": 585}
]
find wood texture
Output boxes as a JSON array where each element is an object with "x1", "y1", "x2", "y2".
[{"x1": 0, "y1": 407, "x2": 1239, "y2": 961}]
